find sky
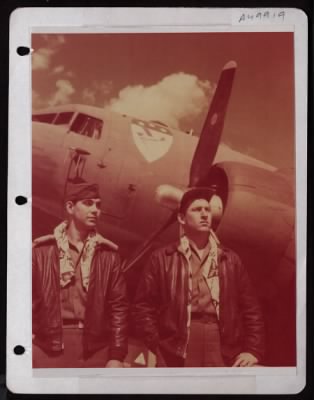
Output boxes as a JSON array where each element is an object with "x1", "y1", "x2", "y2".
[{"x1": 32, "y1": 32, "x2": 295, "y2": 168}]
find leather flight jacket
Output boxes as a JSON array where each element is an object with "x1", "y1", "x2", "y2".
[
  {"x1": 32, "y1": 237, "x2": 128, "y2": 361},
  {"x1": 132, "y1": 241, "x2": 265, "y2": 365}
]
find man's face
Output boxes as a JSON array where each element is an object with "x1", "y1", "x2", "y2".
[
  {"x1": 178, "y1": 198, "x2": 212, "y2": 234},
  {"x1": 66, "y1": 198, "x2": 101, "y2": 229}
]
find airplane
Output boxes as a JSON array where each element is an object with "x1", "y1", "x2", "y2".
[{"x1": 31, "y1": 61, "x2": 295, "y2": 367}]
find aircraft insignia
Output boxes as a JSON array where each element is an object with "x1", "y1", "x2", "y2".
[{"x1": 131, "y1": 119, "x2": 173, "y2": 162}]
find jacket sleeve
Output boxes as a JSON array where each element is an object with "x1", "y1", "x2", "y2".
[
  {"x1": 107, "y1": 253, "x2": 129, "y2": 362},
  {"x1": 131, "y1": 253, "x2": 160, "y2": 353},
  {"x1": 236, "y1": 255, "x2": 266, "y2": 362}
]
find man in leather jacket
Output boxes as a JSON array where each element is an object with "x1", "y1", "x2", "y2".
[
  {"x1": 132, "y1": 187, "x2": 265, "y2": 367},
  {"x1": 32, "y1": 182, "x2": 128, "y2": 368}
]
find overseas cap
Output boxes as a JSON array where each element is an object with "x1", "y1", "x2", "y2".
[
  {"x1": 65, "y1": 182, "x2": 100, "y2": 202},
  {"x1": 179, "y1": 187, "x2": 216, "y2": 214}
]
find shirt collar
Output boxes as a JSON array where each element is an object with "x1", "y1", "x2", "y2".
[{"x1": 178, "y1": 229, "x2": 219, "y2": 264}]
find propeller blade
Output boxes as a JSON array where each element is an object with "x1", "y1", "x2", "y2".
[
  {"x1": 189, "y1": 61, "x2": 237, "y2": 187},
  {"x1": 122, "y1": 212, "x2": 177, "y2": 273},
  {"x1": 123, "y1": 62, "x2": 237, "y2": 272}
]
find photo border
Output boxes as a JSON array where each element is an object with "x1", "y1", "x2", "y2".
[{"x1": 7, "y1": 7, "x2": 308, "y2": 394}]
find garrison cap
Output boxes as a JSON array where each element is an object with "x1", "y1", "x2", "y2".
[
  {"x1": 179, "y1": 187, "x2": 216, "y2": 214},
  {"x1": 65, "y1": 182, "x2": 100, "y2": 202}
]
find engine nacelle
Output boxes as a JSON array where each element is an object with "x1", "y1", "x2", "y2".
[
  {"x1": 206, "y1": 162, "x2": 295, "y2": 365},
  {"x1": 207, "y1": 162, "x2": 294, "y2": 272}
]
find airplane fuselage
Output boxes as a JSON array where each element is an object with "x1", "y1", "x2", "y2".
[{"x1": 32, "y1": 104, "x2": 276, "y2": 250}]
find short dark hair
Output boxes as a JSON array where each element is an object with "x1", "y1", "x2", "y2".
[{"x1": 179, "y1": 187, "x2": 215, "y2": 215}]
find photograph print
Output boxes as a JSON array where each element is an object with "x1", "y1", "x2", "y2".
[{"x1": 31, "y1": 31, "x2": 296, "y2": 369}]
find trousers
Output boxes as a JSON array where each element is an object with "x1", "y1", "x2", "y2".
[
  {"x1": 157, "y1": 319, "x2": 226, "y2": 367},
  {"x1": 33, "y1": 328, "x2": 108, "y2": 368}
]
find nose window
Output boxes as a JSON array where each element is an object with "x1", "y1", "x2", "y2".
[{"x1": 70, "y1": 113, "x2": 103, "y2": 139}]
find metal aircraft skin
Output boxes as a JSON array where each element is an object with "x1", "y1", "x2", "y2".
[{"x1": 32, "y1": 62, "x2": 295, "y2": 367}]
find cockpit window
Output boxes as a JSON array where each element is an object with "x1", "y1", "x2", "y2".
[
  {"x1": 32, "y1": 113, "x2": 57, "y2": 124},
  {"x1": 70, "y1": 113, "x2": 103, "y2": 139},
  {"x1": 54, "y1": 112, "x2": 74, "y2": 125}
]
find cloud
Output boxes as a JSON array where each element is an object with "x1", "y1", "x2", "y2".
[
  {"x1": 42, "y1": 34, "x2": 65, "y2": 46},
  {"x1": 97, "y1": 80, "x2": 113, "y2": 97},
  {"x1": 32, "y1": 48, "x2": 55, "y2": 70},
  {"x1": 106, "y1": 73, "x2": 215, "y2": 129},
  {"x1": 52, "y1": 65, "x2": 65, "y2": 74},
  {"x1": 32, "y1": 34, "x2": 66, "y2": 71},
  {"x1": 65, "y1": 70, "x2": 74, "y2": 78},
  {"x1": 32, "y1": 80, "x2": 75, "y2": 109},
  {"x1": 81, "y1": 80, "x2": 113, "y2": 105},
  {"x1": 32, "y1": 89, "x2": 45, "y2": 110},
  {"x1": 48, "y1": 79, "x2": 75, "y2": 106},
  {"x1": 56, "y1": 35, "x2": 65, "y2": 45},
  {"x1": 82, "y1": 88, "x2": 96, "y2": 105}
]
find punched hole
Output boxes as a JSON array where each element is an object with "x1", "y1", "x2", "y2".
[
  {"x1": 17, "y1": 47, "x2": 30, "y2": 56},
  {"x1": 15, "y1": 196, "x2": 27, "y2": 205},
  {"x1": 13, "y1": 345, "x2": 25, "y2": 355}
]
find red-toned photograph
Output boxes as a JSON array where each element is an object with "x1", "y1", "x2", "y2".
[{"x1": 31, "y1": 32, "x2": 295, "y2": 369}]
